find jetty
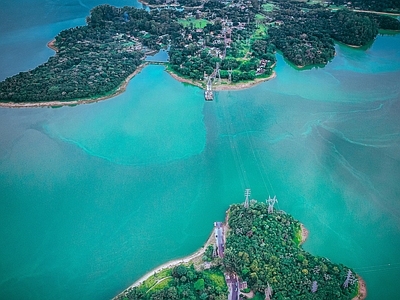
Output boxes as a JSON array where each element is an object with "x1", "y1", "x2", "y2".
[
  {"x1": 204, "y1": 75, "x2": 214, "y2": 101},
  {"x1": 204, "y1": 62, "x2": 223, "y2": 101}
]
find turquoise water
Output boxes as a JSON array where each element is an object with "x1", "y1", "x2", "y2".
[{"x1": 1, "y1": 2, "x2": 400, "y2": 299}]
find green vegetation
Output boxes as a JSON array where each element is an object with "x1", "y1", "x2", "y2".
[
  {"x1": 178, "y1": 18, "x2": 210, "y2": 29},
  {"x1": 1, "y1": 0, "x2": 399, "y2": 103},
  {"x1": 330, "y1": 0, "x2": 400, "y2": 13},
  {"x1": 262, "y1": 3, "x2": 275, "y2": 12},
  {"x1": 224, "y1": 202, "x2": 359, "y2": 299},
  {"x1": 0, "y1": 5, "x2": 180, "y2": 103},
  {"x1": 116, "y1": 201, "x2": 361, "y2": 299},
  {"x1": 267, "y1": 2, "x2": 381, "y2": 66},
  {"x1": 116, "y1": 265, "x2": 228, "y2": 300}
]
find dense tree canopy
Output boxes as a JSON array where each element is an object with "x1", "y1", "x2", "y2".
[
  {"x1": 0, "y1": 5, "x2": 181, "y2": 103},
  {"x1": 1, "y1": 1, "x2": 399, "y2": 103},
  {"x1": 116, "y1": 265, "x2": 228, "y2": 300},
  {"x1": 224, "y1": 203, "x2": 359, "y2": 299},
  {"x1": 267, "y1": 2, "x2": 386, "y2": 66},
  {"x1": 330, "y1": 0, "x2": 400, "y2": 13}
]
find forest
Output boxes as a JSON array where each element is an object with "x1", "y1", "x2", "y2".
[
  {"x1": 116, "y1": 201, "x2": 360, "y2": 300},
  {"x1": 330, "y1": 0, "x2": 400, "y2": 13},
  {"x1": 223, "y1": 202, "x2": 359, "y2": 299},
  {"x1": 0, "y1": 3, "x2": 276, "y2": 102},
  {"x1": 1, "y1": 1, "x2": 400, "y2": 103},
  {"x1": 267, "y1": 1, "x2": 398, "y2": 66},
  {"x1": 115, "y1": 265, "x2": 228, "y2": 300},
  {"x1": 0, "y1": 6, "x2": 181, "y2": 103}
]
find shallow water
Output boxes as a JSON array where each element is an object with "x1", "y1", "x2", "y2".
[{"x1": 1, "y1": 2, "x2": 400, "y2": 299}]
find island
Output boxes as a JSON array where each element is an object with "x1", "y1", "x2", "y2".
[
  {"x1": 114, "y1": 192, "x2": 366, "y2": 300},
  {"x1": 0, "y1": 0, "x2": 399, "y2": 106}
]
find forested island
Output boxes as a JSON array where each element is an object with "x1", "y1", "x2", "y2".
[
  {"x1": 0, "y1": 0, "x2": 399, "y2": 104},
  {"x1": 115, "y1": 200, "x2": 365, "y2": 300}
]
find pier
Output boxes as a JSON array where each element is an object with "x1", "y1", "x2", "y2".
[
  {"x1": 204, "y1": 75, "x2": 214, "y2": 101},
  {"x1": 204, "y1": 62, "x2": 221, "y2": 101}
]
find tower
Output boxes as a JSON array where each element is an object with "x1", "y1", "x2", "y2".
[
  {"x1": 266, "y1": 196, "x2": 278, "y2": 214},
  {"x1": 311, "y1": 281, "x2": 318, "y2": 293},
  {"x1": 265, "y1": 282, "x2": 272, "y2": 300},
  {"x1": 343, "y1": 270, "x2": 356, "y2": 288},
  {"x1": 215, "y1": 62, "x2": 221, "y2": 84},
  {"x1": 244, "y1": 189, "x2": 251, "y2": 209}
]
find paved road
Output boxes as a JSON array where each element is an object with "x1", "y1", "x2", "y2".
[
  {"x1": 226, "y1": 274, "x2": 239, "y2": 300},
  {"x1": 215, "y1": 222, "x2": 225, "y2": 258}
]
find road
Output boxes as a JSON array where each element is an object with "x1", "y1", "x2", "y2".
[{"x1": 226, "y1": 274, "x2": 239, "y2": 300}]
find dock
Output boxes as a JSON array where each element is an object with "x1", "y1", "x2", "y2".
[
  {"x1": 204, "y1": 74, "x2": 214, "y2": 101},
  {"x1": 204, "y1": 90, "x2": 213, "y2": 101}
]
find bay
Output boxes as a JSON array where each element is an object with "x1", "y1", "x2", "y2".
[{"x1": 1, "y1": 2, "x2": 400, "y2": 299}]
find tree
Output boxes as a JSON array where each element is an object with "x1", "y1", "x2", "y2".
[
  {"x1": 173, "y1": 264, "x2": 188, "y2": 278},
  {"x1": 194, "y1": 278, "x2": 205, "y2": 291}
]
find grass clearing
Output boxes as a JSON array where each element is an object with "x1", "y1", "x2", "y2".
[
  {"x1": 139, "y1": 268, "x2": 172, "y2": 291},
  {"x1": 262, "y1": 3, "x2": 275, "y2": 12},
  {"x1": 255, "y1": 14, "x2": 265, "y2": 20},
  {"x1": 178, "y1": 18, "x2": 210, "y2": 29},
  {"x1": 147, "y1": 277, "x2": 173, "y2": 293},
  {"x1": 253, "y1": 23, "x2": 267, "y2": 39}
]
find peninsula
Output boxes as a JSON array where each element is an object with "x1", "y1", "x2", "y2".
[
  {"x1": 114, "y1": 192, "x2": 366, "y2": 300},
  {"x1": 0, "y1": 0, "x2": 399, "y2": 105}
]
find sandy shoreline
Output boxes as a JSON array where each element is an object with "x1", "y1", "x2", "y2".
[
  {"x1": 113, "y1": 230, "x2": 215, "y2": 299},
  {"x1": 353, "y1": 275, "x2": 367, "y2": 300},
  {"x1": 166, "y1": 70, "x2": 204, "y2": 89},
  {"x1": 166, "y1": 68, "x2": 276, "y2": 91},
  {"x1": 47, "y1": 39, "x2": 58, "y2": 52},
  {"x1": 1, "y1": 36, "x2": 277, "y2": 108},
  {"x1": 0, "y1": 63, "x2": 148, "y2": 108},
  {"x1": 114, "y1": 219, "x2": 366, "y2": 300},
  {"x1": 298, "y1": 224, "x2": 366, "y2": 300},
  {"x1": 116, "y1": 220, "x2": 307, "y2": 298},
  {"x1": 300, "y1": 223, "x2": 309, "y2": 244},
  {"x1": 1, "y1": 63, "x2": 276, "y2": 108}
]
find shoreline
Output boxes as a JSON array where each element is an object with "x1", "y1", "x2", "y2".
[
  {"x1": 0, "y1": 63, "x2": 148, "y2": 108},
  {"x1": 353, "y1": 276, "x2": 367, "y2": 300},
  {"x1": 114, "y1": 215, "x2": 366, "y2": 300},
  {"x1": 300, "y1": 223, "x2": 309, "y2": 244},
  {"x1": 1, "y1": 54, "x2": 277, "y2": 108},
  {"x1": 47, "y1": 39, "x2": 58, "y2": 52},
  {"x1": 138, "y1": 0, "x2": 202, "y2": 9},
  {"x1": 166, "y1": 68, "x2": 277, "y2": 91},
  {"x1": 298, "y1": 223, "x2": 366, "y2": 300},
  {"x1": 113, "y1": 229, "x2": 215, "y2": 299}
]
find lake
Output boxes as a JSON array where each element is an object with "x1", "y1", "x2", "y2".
[{"x1": 0, "y1": 1, "x2": 400, "y2": 299}]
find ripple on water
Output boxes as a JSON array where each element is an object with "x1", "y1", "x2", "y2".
[{"x1": 44, "y1": 66, "x2": 206, "y2": 165}]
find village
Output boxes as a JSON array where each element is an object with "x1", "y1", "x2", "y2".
[{"x1": 127, "y1": 0, "x2": 276, "y2": 90}]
